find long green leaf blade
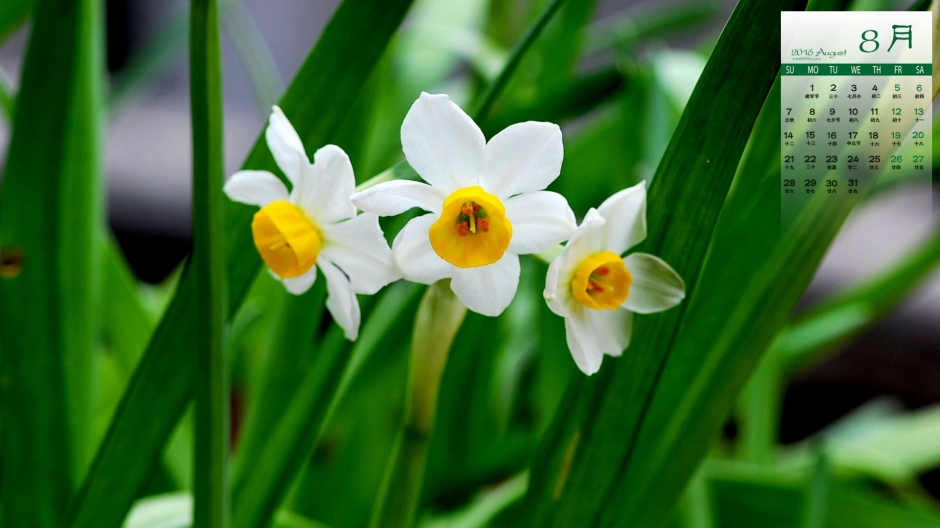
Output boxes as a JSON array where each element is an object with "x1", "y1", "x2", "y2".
[
  {"x1": 775, "y1": 227, "x2": 940, "y2": 372},
  {"x1": 0, "y1": 0, "x2": 104, "y2": 524},
  {"x1": 0, "y1": 0, "x2": 31, "y2": 41},
  {"x1": 369, "y1": 282, "x2": 468, "y2": 528},
  {"x1": 0, "y1": 65, "x2": 14, "y2": 120},
  {"x1": 472, "y1": 0, "x2": 567, "y2": 121},
  {"x1": 190, "y1": 0, "x2": 229, "y2": 523},
  {"x1": 521, "y1": 0, "x2": 805, "y2": 525},
  {"x1": 65, "y1": 0, "x2": 414, "y2": 525},
  {"x1": 231, "y1": 283, "x2": 423, "y2": 528}
]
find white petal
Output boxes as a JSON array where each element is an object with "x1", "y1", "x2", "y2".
[
  {"x1": 318, "y1": 258, "x2": 362, "y2": 341},
  {"x1": 293, "y1": 145, "x2": 357, "y2": 225},
  {"x1": 564, "y1": 304, "x2": 633, "y2": 375},
  {"x1": 320, "y1": 213, "x2": 398, "y2": 295},
  {"x1": 266, "y1": 106, "x2": 307, "y2": 184},
  {"x1": 505, "y1": 191, "x2": 577, "y2": 255},
  {"x1": 565, "y1": 208, "x2": 607, "y2": 266},
  {"x1": 449, "y1": 252, "x2": 520, "y2": 317},
  {"x1": 621, "y1": 253, "x2": 686, "y2": 314},
  {"x1": 483, "y1": 121, "x2": 563, "y2": 198},
  {"x1": 223, "y1": 170, "x2": 290, "y2": 207},
  {"x1": 280, "y1": 267, "x2": 318, "y2": 295},
  {"x1": 543, "y1": 254, "x2": 570, "y2": 318},
  {"x1": 564, "y1": 305, "x2": 603, "y2": 375},
  {"x1": 401, "y1": 92, "x2": 485, "y2": 192},
  {"x1": 350, "y1": 180, "x2": 445, "y2": 216},
  {"x1": 543, "y1": 209, "x2": 605, "y2": 316},
  {"x1": 597, "y1": 181, "x2": 647, "y2": 254},
  {"x1": 391, "y1": 215, "x2": 454, "y2": 284}
]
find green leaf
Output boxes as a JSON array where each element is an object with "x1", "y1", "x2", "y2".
[
  {"x1": 65, "y1": 0, "x2": 415, "y2": 525},
  {"x1": 235, "y1": 0, "x2": 577, "y2": 522},
  {"x1": 737, "y1": 352, "x2": 783, "y2": 465},
  {"x1": 676, "y1": 469, "x2": 714, "y2": 528},
  {"x1": 220, "y1": 0, "x2": 283, "y2": 113},
  {"x1": 785, "y1": 400, "x2": 940, "y2": 486},
  {"x1": 802, "y1": 450, "x2": 830, "y2": 528},
  {"x1": 481, "y1": 67, "x2": 625, "y2": 138},
  {"x1": 706, "y1": 460, "x2": 940, "y2": 528},
  {"x1": 231, "y1": 283, "x2": 423, "y2": 528},
  {"x1": 99, "y1": 238, "x2": 158, "y2": 379},
  {"x1": 521, "y1": 1, "x2": 804, "y2": 525},
  {"x1": 273, "y1": 511, "x2": 333, "y2": 528},
  {"x1": 0, "y1": 65, "x2": 14, "y2": 120},
  {"x1": 585, "y1": 1, "x2": 720, "y2": 55},
  {"x1": 774, "y1": 228, "x2": 940, "y2": 372},
  {"x1": 471, "y1": 0, "x2": 568, "y2": 121},
  {"x1": 0, "y1": 0, "x2": 31, "y2": 41},
  {"x1": 0, "y1": 0, "x2": 104, "y2": 524},
  {"x1": 576, "y1": 24, "x2": 934, "y2": 528},
  {"x1": 190, "y1": 0, "x2": 229, "y2": 523},
  {"x1": 232, "y1": 283, "x2": 325, "y2": 491},
  {"x1": 121, "y1": 493, "x2": 335, "y2": 528},
  {"x1": 369, "y1": 281, "x2": 468, "y2": 528},
  {"x1": 123, "y1": 493, "x2": 191, "y2": 528},
  {"x1": 736, "y1": 182, "x2": 932, "y2": 456},
  {"x1": 533, "y1": 0, "x2": 598, "y2": 87},
  {"x1": 419, "y1": 473, "x2": 527, "y2": 528}
]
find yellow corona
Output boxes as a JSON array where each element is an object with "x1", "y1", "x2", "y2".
[
  {"x1": 571, "y1": 251, "x2": 632, "y2": 310},
  {"x1": 428, "y1": 186, "x2": 512, "y2": 268},
  {"x1": 251, "y1": 200, "x2": 322, "y2": 278}
]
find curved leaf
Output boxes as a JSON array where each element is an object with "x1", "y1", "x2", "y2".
[
  {"x1": 65, "y1": 0, "x2": 415, "y2": 526},
  {"x1": 520, "y1": 0, "x2": 806, "y2": 525}
]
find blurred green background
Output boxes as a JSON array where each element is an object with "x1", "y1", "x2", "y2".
[{"x1": 1, "y1": 0, "x2": 939, "y2": 527}]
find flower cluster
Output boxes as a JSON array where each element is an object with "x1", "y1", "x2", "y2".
[{"x1": 225, "y1": 93, "x2": 685, "y2": 375}]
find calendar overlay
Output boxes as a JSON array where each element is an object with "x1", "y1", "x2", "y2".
[{"x1": 781, "y1": 12, "x2": 932, "y2": 226}]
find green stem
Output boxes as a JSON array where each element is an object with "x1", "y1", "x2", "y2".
[
  {"x1": 472, "y1": 0, "x2": 568, "y2": 122},
  {"x1": 678, "y1": 468, "x2": 714, "y2": 528},
  {"x1": 365, "y1": 4, "x2": 571, "y2": 521},
  {"x1": 369, "y1": 281, "x2": 467, "y2": 528},
  {"x1": 737, "y1": 353, "x2": 780, "y2": 464},
  {"x1": 65, "y1": 0, "x2": 411, "y2": 524},
  {"x1": 191, "y1": 0, "x2": 228, "y2": 524},
  {"x1": 801, "y1": 449, "x2": 829, "y2": 528},
  {"x1": 62, "y1": 0, "x2": 106, "y2": 484}
]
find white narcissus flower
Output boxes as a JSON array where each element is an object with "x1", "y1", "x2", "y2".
[
  {"x1": 223, "y1": 106, "x2": 399, "y2": 341},
  {"x1": 351, "y1": 92, "x2": 577, "y2": 317},
  {"x1": 543, "y1": 181, "x2": 686, "y2": 375}
]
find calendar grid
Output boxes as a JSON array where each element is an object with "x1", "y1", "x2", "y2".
[{"x1": 781, "y1": 12, "x2": 932, "y2": 227}]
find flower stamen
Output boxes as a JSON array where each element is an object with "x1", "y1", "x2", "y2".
[{"x1": 429, "y1": 186, "x2": 512, "y2": 268}]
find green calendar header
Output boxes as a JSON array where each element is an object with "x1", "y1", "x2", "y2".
[{"x1": 781, "y1": 63, "x2": 931, "y2": 76}]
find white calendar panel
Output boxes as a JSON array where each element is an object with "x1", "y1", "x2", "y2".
[{"x1": 781, "y1": 12, "x2": 932, "y2": 226}]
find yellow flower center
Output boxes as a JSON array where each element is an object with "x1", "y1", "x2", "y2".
[
  {"x1": 571, "y1": 252, "x2": 631, "y2": 310},
  {"x1": 428, "y1": 186, "x2": 512, "y2": 268},
  {"x1": 251, "y1": 200, "x2": 322, "y2": 279}
]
